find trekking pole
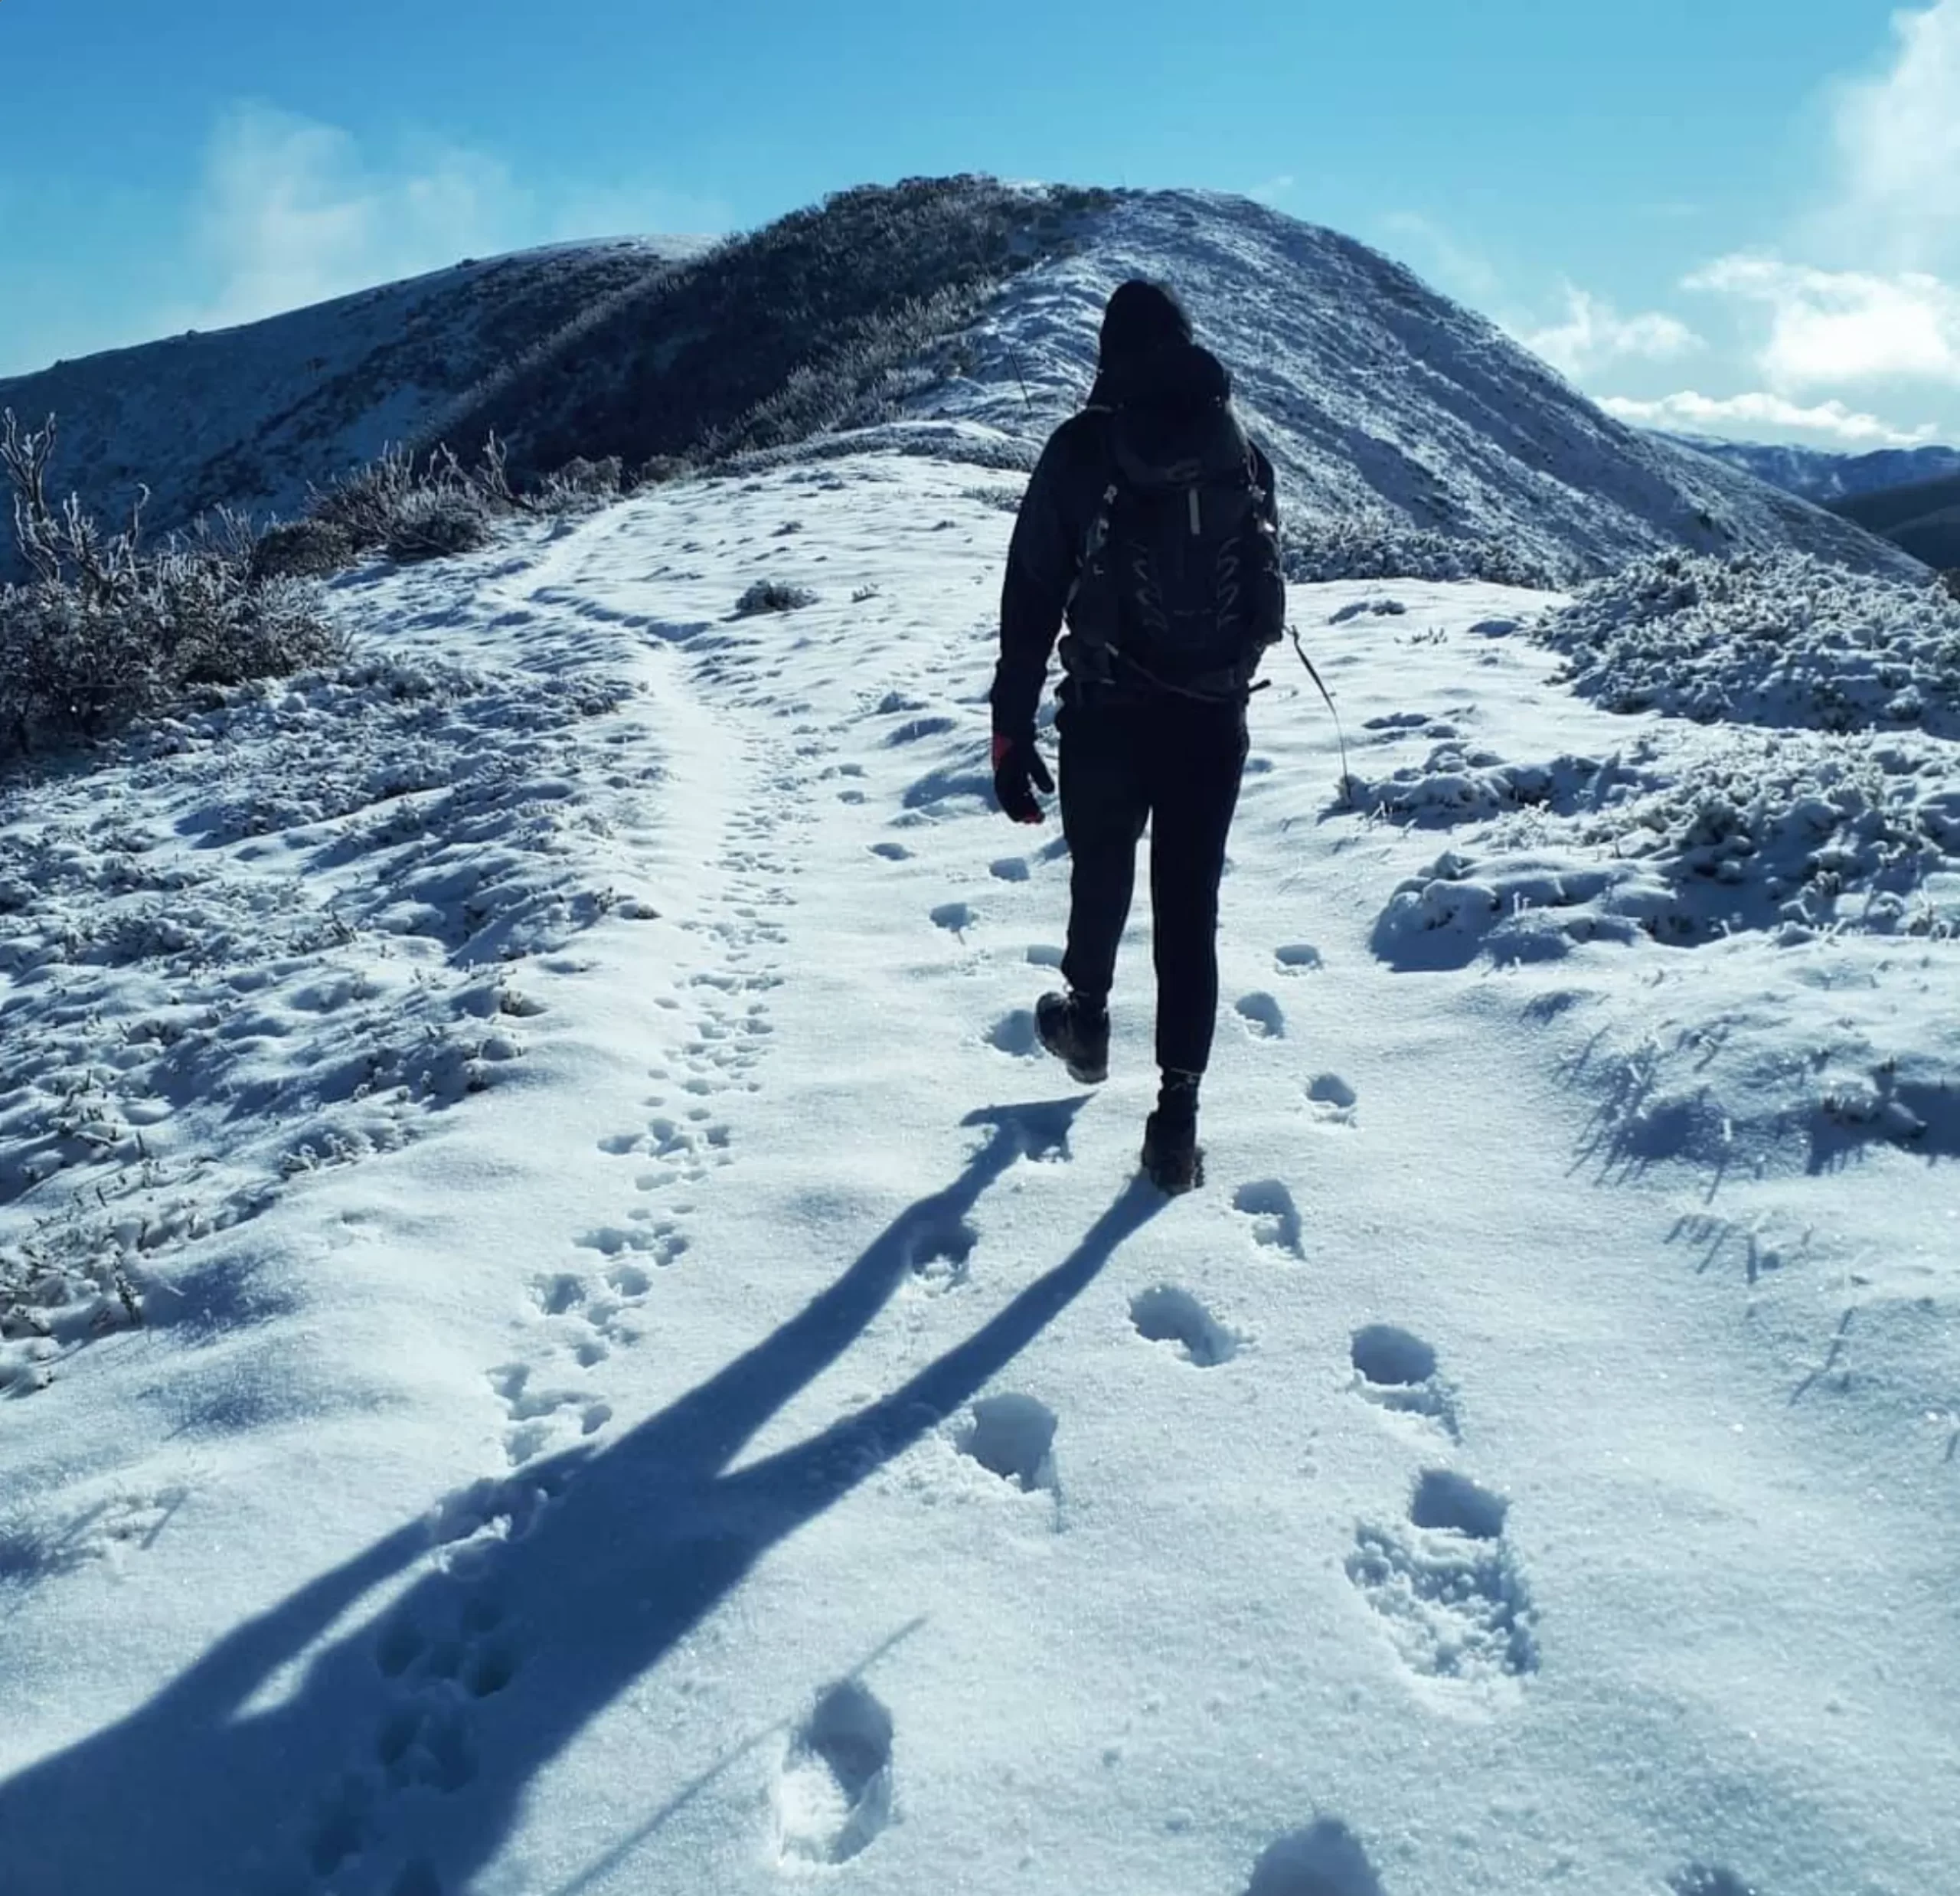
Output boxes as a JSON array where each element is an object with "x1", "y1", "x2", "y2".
[
  {"x1": 1287, "y1": 624, "x2": 1354, "y2": 809},
  {"x1": 1008, "y1": 344, "x2": 1035, "y2": 417}
]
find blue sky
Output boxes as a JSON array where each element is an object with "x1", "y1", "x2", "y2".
[{"x1": 4, "y1": 0, "x2": 1959, "y2": 447}]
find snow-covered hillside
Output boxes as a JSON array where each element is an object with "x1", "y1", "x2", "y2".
[
  {"x1": 1, "y1": 187, "x2": 1918, "y2": 587},
  {"x1": 897, "y1": 194, "x2": 1919, "y2": 582},
  {"x1": 0, "y1": 237, "x2": 707, "y2": 575},
  {"x1": 2, "y1": 451, "x2": 1955, "y2": 1896}
]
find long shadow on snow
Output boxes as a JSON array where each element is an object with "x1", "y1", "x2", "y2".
[{"x1": 0, "y1": 1097, "x2": 1164, "y2": 1896}]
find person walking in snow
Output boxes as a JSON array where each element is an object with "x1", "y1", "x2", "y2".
[{"x1": 990, "y1": 279, "x2": 1285, "y2": 1192}]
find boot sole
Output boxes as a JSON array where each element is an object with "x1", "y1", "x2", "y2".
[{"x1": 1036, "y1": 1020, "x2": 1108, "y2": 1086}]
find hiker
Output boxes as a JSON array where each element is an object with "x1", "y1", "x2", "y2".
[{"x1": 989, "y1": 279, "x2": 1285, "y2": 1192}]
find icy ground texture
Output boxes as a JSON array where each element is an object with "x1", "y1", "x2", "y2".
[
  {"x1": 0, "y1": 646, "x2": 639, "y2": 1394},
  {"x1": 1534, "y1": 551, "x2": 1960, "y2": 737},
  {"x1": 1, "y1": 463, "x2": 1955, "y2": 1896}
]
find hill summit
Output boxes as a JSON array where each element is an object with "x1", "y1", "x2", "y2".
[{"x1": 0, "y1": 178, "x2": 1917, "y2": 584}]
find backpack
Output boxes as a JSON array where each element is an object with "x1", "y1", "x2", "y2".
[{"x1": 1061, "y1": 399, "x2": 1285, "y2": 701}]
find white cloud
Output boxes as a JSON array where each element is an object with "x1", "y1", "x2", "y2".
[
  {"x1": 1599, "y1": 389, "x2": 1937, "y2": 448},
  {"x1": 178, "y1": 106, "x2": 725, "y2": 335},
  {"x1": 1686, "y1": 256, "x2": 1960, "y2": 389},
  {"x1": 1665, "y1": 6, "x2": 1960, "y2": 428},
  {"x1": 1831, "y1": 0, "x2": 1960, "y2": 268},
  {"x1": 1521, "y1": 286, "x2": 1701, "y2": 378}
]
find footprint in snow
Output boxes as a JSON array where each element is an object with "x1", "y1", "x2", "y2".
[
  {"x1": 907, "y1": 1221, "x2": 977, "y2": 1295},
  {"x1": 1233, "y1": 1180, "x2": 1304, "y2": 1258},
  {"x1": 989, "y1": 856, "x2": 1031, "y2": 883},
  {"x1": 1306, "y1": 1074, "x2": 1357, "y2": 1129},
  {"x1": 1244, "y1": 1819, "x2": 1387, "y2": 1896},
  {"x1": 1237, "y1": 993, "x2": 1285, "y2": 1038},
  {"x1": 930, "y1": 901, "x2": 975, "y2": 935},
  {"x1": 1130, "y1": 1285, "x2": 1241, "y2": 1366},
  {"x1": 869, "y1": 841, "x2": 913, "y2": 861},
  {"x1": 1026, "y1": 943, "x2": 1064, "y2": 969},
  {"x1": 985, "y1": 1009, "x2": 1040, "y2": 1058},
  {"x1": 958, "y1": 1393, "x2": 1058, "y2": 1494},
  {"x1": 1349, "y1": 1323, "x2": 1458, "y2": 1438},
  {"x1": 773, "y1": 1679, "x2": 896, "y2": 1867},
  {"x1": 1346, "y1": 1468, "x2": 1536, "y2": 1686},
  {"x1": 530, "y1": 1273, "x2": 586, "y2": 1317},
  {"x1": 1671, "y1": 1868, "x2": 1765, "y2": 1896},
  {"x1": 1276, "y1": 943, "x2": 1323, "y2": 973}
]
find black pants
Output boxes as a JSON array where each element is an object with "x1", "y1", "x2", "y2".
[{"x1": 1057, "y1": 692, "x2": 1247, "y2": 1077}]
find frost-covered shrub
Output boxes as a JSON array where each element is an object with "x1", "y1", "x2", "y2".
[
  {"x1": 1534, "y1": 550, "x2": 1960, "y2": 737},
  {"x1": 531, "y1": 454, "x2": 623, "y2": 512},
  {"x1": 733, "y1": 579, "x2": 817, "y2": 616},
  {"x1": 1285, "y1": 509, "x2": 1568, "y2": 590},
  {"x1": 250, "y1": 516, "x2": 358, "y2": 580},
  {"x1": 382, "y1": 486, "x2": 493, "y2": 562},
  {"x1": 0, "y1": 411, "x2": 344, "y2": 762},
  {"x1": 305, "y1": 435, "x2": 516, "y2": 565},
  {"x1": 306, "y1": 442, "x2": 422, "y2": 547}
]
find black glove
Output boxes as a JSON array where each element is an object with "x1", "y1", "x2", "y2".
[{"x1": 991, "y1": 731, "x2": 1054, "y2": 825}]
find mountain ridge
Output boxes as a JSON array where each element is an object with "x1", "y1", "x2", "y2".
[{"x1": 0, "y1": 181, "x2": 1920, "y2": 586}]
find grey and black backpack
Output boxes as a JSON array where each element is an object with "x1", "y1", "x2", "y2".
[{"x1": 1061, "y1": 397, "x2": 1285, "y2": 702}]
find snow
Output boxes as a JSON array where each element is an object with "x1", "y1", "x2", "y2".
[
  {"x1": 901, "y1": 193, "x2": 1921, "y2": 584},
  {"x1": 2, "y1": 453, "x2": 1957, "y2": 1896}
]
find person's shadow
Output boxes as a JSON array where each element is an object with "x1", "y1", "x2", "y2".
[{"x1": 3, "y1": 1098, "x2": 1164, "y2": 1895}]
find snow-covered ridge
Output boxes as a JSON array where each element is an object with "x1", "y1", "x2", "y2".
[
  {"x1": 0, "y1": 237, "x2": 706, "y2": 575},
  {"x1": 912, "y1": 192, "x2": 1921, "y2": 581},
  {"x1": 1, "y1": 186, "x2": 1919, "y2": 588}
]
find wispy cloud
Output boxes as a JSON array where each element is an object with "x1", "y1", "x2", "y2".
[
  {"x1": 1686, "y1": 257, "x2": 1960, "y2": 388},
  {"x1": 1521, "y1": 286, "x2": 1701, "y2": 378},
  {"x1": 1679, "y1": 5, "x2": 1960, "y2": 420},
  {"x1": 1828, "y1": 0, "x2": 1960, "y2": 270},
  {"x1": 1599, "y1": 389, "x2": 1936, "y2": 448},
  {"x1": 176, "y1": 106, "x2": 727, "y2": 335}
]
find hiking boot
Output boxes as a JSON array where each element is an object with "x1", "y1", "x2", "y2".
[
  {"x1": 1142, "y1": 1071, "x2": 1203, "y2": 1194},
  {"x1": 1036, "y1": 989, "x2": 1110, "y2": 1084},
  {"x1": 1141, "y1": 1108, "x2": 1203, "y2": 1194}
]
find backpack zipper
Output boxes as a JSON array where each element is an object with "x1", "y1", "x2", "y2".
[{"x1": 1187, "y1": 487, "x2": 1201, "y2": 536}]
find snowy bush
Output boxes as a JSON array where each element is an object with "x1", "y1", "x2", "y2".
[
  {"x1": 382, "y1": 485, "x2": 494, "y2": 562},
  {"x1": 1285, "y1": 508, "x2": 1569, "y2": 590},
  {"x1": 0, "y1": 412, "x2": 344, "y2": 763},
  {"x1": 733, "y1": 579, "x2": 817, "y2": 617},
  {"x1": 1534, "y1": 550, "x2": 1960, "y2": 738},
  {"x1": 250, "y1": 516, "x2": 357, "y2": 580},
  {"x1": 306, "y1": 436, "x2": 514, "y2": 563},
  {"x1": 531, "y1": 453, "x2": 624, "y2": 512}
]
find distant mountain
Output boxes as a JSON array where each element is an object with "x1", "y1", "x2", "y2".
[
  {"x1": 1655, "y1": 433, "x2": 1960, "y2": 505},
  {"x1": 0, "y1": 182, "x2": 1919, "y2": 585},
  {"x1": 1827, "y1": 472, "x2": 1960, "y2": 570}
]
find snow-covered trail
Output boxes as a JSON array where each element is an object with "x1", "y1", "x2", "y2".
[{"x1": 2, "y1": 456, "x2": 1955, "y2": 1896}]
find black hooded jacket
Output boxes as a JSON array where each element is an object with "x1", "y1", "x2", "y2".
[{"x1": 990, "y1": 340, "x2": 1280, "y2": 737}]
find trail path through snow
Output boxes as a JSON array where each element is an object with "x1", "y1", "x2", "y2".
[{"x1": 2, "y1": 458, "x2": 1955, "y2": 1896}]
